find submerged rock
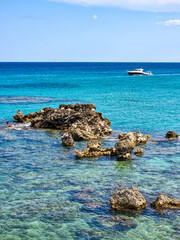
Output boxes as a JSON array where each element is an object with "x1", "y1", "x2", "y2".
[
  {"x1": 75, "y1": 140, "x2": 116, "y2": 159},
  {"x1": 73, "y1": 192, "x2": 91, "y2": 201},
  {"x1": 165, "y1": 131, "x2": 178, "y2": 140},
  {"x1": 115, "y1": 140, "x2": 134, "y2": 160},
  {"x1": 110, "y1": 187, "x2": 146, "y2": 211},
  {"x1": 94, "y1": 215, "x2": 137, "y2": 229},
  {"x1": 118, "y1": 132, "x2": 150, "y2": 146},
  {"x1": 134, "y1": 148, "x2": 143, "y2": 156},
  {"x1": 13, "y1": 103, "x2": 112, "y2": 140},
  {"x1": 61, "y1": 132, "x2": 74, "y2": 147},
  {"x1": 85, "y1": 202, "x2": 103, "y2": 210},
  {"x1": 151, "y1": 194, "x2": 180, "y2": 210}
]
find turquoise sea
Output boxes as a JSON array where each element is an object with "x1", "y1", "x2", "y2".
[{"x1": 0, "y1": 62, "x2": 179, "y2": 239}]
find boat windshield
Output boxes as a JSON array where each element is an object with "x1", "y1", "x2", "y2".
[{"x1": 135, "y1": 68, "x2": 143, "y2": 71}]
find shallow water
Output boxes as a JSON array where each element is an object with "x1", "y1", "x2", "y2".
[{"x1": 0, "y1": 63, "x2": 180, "y2": 239}]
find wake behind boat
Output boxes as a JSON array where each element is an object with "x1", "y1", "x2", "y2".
[{"x1": 128, "y1": 68, "x2": 152, "y2": 75}]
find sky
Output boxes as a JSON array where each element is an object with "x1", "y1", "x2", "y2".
[{"x1": 0, "y1": 0, "x2": 180, "y2": 62}]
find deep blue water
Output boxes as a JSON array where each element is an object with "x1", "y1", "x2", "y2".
[{"x1": 0, "y1": 62, "x2": 180, "y2": 239}]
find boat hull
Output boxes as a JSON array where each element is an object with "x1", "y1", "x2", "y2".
[
  {"x1": 128, "y1": 72, "x2": 144, "y2": 75},
  {"x1": 128, "y1": 71, "x2": 152, "y2": 76}
]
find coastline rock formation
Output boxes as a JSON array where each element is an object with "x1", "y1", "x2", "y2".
[
  {"x1": 165, "y1": 131, "x2": 178, "y2": 140},
  {"x1": 75, "y1": 140, "x2": 116, "y2": 159},
  {"x1": 151, "y1": 194, "x2": 180, "y2": 210},
  {"x1": 13, "y1": 104, "x2": 112, "y2": 141},
  {"x1": 115, "y1": 140, "x2": 134, "y2": 160},
  {"x1": 61, "y1": 133, "x2": 74, "y2": 147},
  {"x1": 110, "y1": 187, "x2": 146, "y2": 211},
  {"x1": 118, "y1": 132, "x2": 150, "y2": 146}
]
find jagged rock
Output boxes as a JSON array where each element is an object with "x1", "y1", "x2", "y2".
[
  {"x1": 61, "y1": 132, "x2": 74, "y2": 147},
  {"x1": 118, "y1": 132, "x2": 150, "y2": 146},
  {"x1": 115, "y1": 140, "x2": 134, "y2": 160},
  {"x1": 110, "y1": 187, "x2": 146, "y2": 211},
  {"x1": 75, "y1": 140, "x2": 116, "y2": 159},
  {"x1": 165, "y1": 131, "x2": 178, "y2": 140},
  {"x1": 13, "y1": 114, "x2": 24, "y2": 122},
  {"x1": 13, "y1": 104, "x2": 112, "y2": 140},
  {"x1": 87, "y1": 140, "x2": 101, "y2": 150},
  {"x1": 134, "y1": 148, "x2": 143, "y2": 156},
  {"x1": 151, "y1": 194, "x2": 180, "y2": 210}
]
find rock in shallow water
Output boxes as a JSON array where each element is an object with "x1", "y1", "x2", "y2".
[
  {"x1": 75, "y1": 139, "x2": 136, "y2": 160},
  {"x1": 61, "y1": 132, "x2": 74, "y2": 147},
  {"x1": 75, "y1": 140, "x2": 116, "y2": 159},
  {"x1": 110, "y1": 187, "x2": 147, "y2": 211},
  {"x1": 165, "y1": 131, "x2": 178, "y2": 140},
  {"x1": 13, "y1": 103, "x2": 112, "y2": 140},
  {"x1": 134, "y1": 148, "x2": 143, "y2": 156},
  {"x1": 118, "y1": 132, "x2": 150, "y2": 146},
  {"x1": 151, "y1": 194, "x2": 180, "y2": 210},
  {"x1": 115, "y1": 140, "x2": 134, "y2": 160}
]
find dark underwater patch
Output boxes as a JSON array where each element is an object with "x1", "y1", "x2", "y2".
[
  {"x1": 0, "y1": 82, "x2": 80, "y2": 89},
  {"x1": 0, "y1": 96, "x2": 81, "y2": 104}
]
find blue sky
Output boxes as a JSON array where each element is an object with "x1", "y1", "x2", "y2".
[{"x1": 1, "y1": 0, "x2": 180, "y2": 62}]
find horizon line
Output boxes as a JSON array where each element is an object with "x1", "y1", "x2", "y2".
[{"x1": 0, "y1": 61, "x2": 180, "y2": 63}]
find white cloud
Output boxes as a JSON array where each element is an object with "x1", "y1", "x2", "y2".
[
  {"x1": 50, "y1": 0, "x2": 180, "y2": 12},
  {"x1": 93, "y1": 15, "x2": 98, "y2": 19},
  {"x1": 157, "y1": 19, "x2": 180, "y2": 26}
]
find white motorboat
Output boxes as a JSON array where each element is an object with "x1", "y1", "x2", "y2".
[{"x1": 128, "y1": 68, "x2": 152, "y2": 75}]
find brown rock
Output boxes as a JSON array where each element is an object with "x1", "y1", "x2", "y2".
[
  {"x1": 118, "y1": 132, "x2": 150, "y2": 146},
  {"x1": 110, "y1": 187, "x2": 147, "y2": 211},
  {"x1": 13, "y1": 104, "x2": 112, "y2": 141},
  {"x1": 134, "y1": 148, "x2": 143, "y2": 156},
  {"x1": 151, "y1": 194, "x2": 180, "y2": 210},
  {"x1": 61, "y1": 132, "x2": 74, "y2": 147},
  {"x1": 115, "y1": 140, "x2": 134, "y2": 160},
  {"x1": 75, "y1": 140, "x2": 116, "y2": 159},
  {"x1": 165, "y1": 131, "x2": 178, "y2": 140},
  {"x1": 13, "y1": 114, "x2": 24, "y2": 122}
]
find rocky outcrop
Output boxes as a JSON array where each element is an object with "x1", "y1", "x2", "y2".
[
  {"x1": 115, "y1": 140, "x2": 134, "y2": 160},
  {"x1": 110, "y1": 187, "x2": 146, "y2": 211},
  {"x1": 151, "y1": 194, "x2": 180, "y2": 210},
  {"x1": 118, "y1": 132, "x2": 150, "y2": 146},
  {"x1": 165, "y1": 131, "x2": 178, "y2": 140},
  {"x1": 134, "y1": 148, "x2": 143, "y2": 156},
  {"x1": 75, "y1": 140, "x2": 116, "y2": 159},
  {"x1": 76, "y1": 139, "x2": 134, "y2": 160},
  {"x1": 13, "y1": 104, "x2": 112, "y2": 140},
  {"x1": 61, "y1": 133, "x2": 74, "y2": 147},
  {"x1": 13, "y1": 114, "x2": 24, "y2": 122}
]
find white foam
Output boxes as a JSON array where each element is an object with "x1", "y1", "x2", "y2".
[{"x1": 10, "y1": 122, "x2": 31, "y2": 131}]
